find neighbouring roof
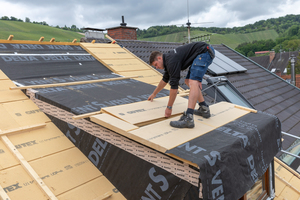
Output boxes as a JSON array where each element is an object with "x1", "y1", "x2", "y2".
[
  {"x1": 250, "y1": 51, "x2": 299, "y2": 74},
  {"x1": 82, "y1": 27, "x2": 105, "y2": 32}
]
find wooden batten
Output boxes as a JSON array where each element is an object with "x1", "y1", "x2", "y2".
[
  {"x1": 1, "y1": 135, "x2": 58, "y2": 200},
  {"x1": 7, "y1": 35, "x2": 14, "y2": 41},
  {"x1": 0, "y1": 39, "x2": 80, "y2": 46}
]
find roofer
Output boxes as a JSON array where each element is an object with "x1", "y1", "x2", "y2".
[{"x1": 148, "y1": 42, "x2": 215, "y2": 128}]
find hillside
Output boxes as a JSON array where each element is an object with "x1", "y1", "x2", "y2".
[
  {"x1": 138, "y1": 29, "x2": 279, "y2": 49},
  {"x1": 0, "y1": 20, "x2": 83, "y2": 42}
]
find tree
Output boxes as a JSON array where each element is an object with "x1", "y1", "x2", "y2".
[
  {"x1": 25, "y1": 17, "x2": 30, "y2": 23},
  {"x1": 1, "y1": 16, "x2": 9, "y2": 20},
  {"x1": 10, "y1": 16, "x2": 17, "y2": 21}
]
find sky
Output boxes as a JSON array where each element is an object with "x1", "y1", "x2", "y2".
[{"x1": 0, "y1": 0, "x2": 299, "y2": 30}]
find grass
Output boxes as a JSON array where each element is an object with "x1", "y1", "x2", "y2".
[
  {"x1": 0, "y1": 20, "x2": 83, "y2": 42},
  {"x1": 138, "y1": 29, "x2": 279, "y2": 49}
]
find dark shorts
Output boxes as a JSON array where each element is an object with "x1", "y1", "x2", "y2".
[{"x1": 186, "y1": 45, "x2": 215, "y2": 82}]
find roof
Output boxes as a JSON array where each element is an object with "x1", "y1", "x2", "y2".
[
  {"x1": 106, "y1": 26, "x2": 138, "y2": 30},
  {"x1": 250, "y1": 51, "x2": 299, "y2": 73},
  {"x1": 213, "y1": 44, "x2": 300, "y2": 151},
  {"x1": 82, "y1": 27, "x2": 105, "y2": 31},
  {"x1": 0, "y1": 40, "x2": 283, "y2": 200}
]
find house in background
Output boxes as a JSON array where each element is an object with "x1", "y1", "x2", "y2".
[{"x1": 250, "y1": 51, "x2": 300, "y2": 88}]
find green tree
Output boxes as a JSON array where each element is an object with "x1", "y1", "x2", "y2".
[
  {"x1": 25, "y1": 17, "x2": 30, "y2": 23},
  {"x1": 1, "y1": 16, "x2": 9, "y2": 20}
]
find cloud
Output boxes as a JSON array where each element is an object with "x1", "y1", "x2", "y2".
[{"x1": 0, "y1": 0, "x2": 299, "y2": 30}]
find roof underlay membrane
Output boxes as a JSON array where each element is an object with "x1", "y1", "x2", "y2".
[{"x1": 0, "y1": 40, "x2": 290, "y2": 200}]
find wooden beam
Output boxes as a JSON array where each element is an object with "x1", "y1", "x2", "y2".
[
  {"x1": 0, "y1": 123, "x2": 46, "y2": 136},
  {"x1": 39, "y1": 37, "x2": 44, "y2": 42},
  {"x1": 50, "y1": 38, "x2": 55, "y2": 42},
  {"x1": 234, "y1": 105, "x2": 257, "y2": 113},
  {"x1": 0, "y1": 39, "x2": 80, "y2": 46},
  {"x1": 105, "y1": 35, "x2": 116, "y2": 44},
  {"x1": 1, "y1": 135, "x2": 58, "y2": 200},
  {"x1": 10, "y1": 76, "x2": 140, "y2": 90},
  {"x1": 7, "y1": 35, "x2": 13, "y2": 41},
  {"x1": 72, "y1": 111, "x2": 102, "y2": 120},
  {"x1": 0, "y1": 184, "x2": 11, "y2": 200},
  {"x1": 72, "y1": 39, "x2": 77, "y2": 43}
]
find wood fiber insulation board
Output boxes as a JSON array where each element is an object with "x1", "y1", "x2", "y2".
[
  {"x1": 0, "y1": 139, "x2": 19, "y2": 170},
  {"x1": 91, "y1": 113, "x2": 139, "y2": 134},
  {"x1": 101, "y1": 96, "x2": 188, "y2": 126},
  {"x1": 278, "y1": 187, "x2": 300, "y2": 200},
  {"x1": 0, "y1": 79, "x2": 28, "y2": 103},
  {"x1": 274, "y1": 160, "x2": 300, "y2": 198},
  {"x1": 7, "y1": 122, "x2": 74, "y2": 162},
  {"x1": 0, "y1": 70, "x2": 8, "y2": 80},
  {"x1": 0, "y1": 165, "x2": 50, "y2": 200},
  {"x1": 80, "y1": 43, "x2": 119, "y2": 48},
  {"x1": 101, "y1": 59, "x2": 151, "y2": 72},
  {"x1": 57, "y1": 176, "x2": 125, "y2": 200},
  {"x1": 129, "y1": 102, "x2": 250, "y2": 152},
  {"x1": 86, "y1": 47, "x2": 134, "y2": 60},
  {"x1": 0, "y1": 99, "x2": 50, "y2": 131},
  {"x1": 118, "y1": 70, "x2": 162, "y2": 84},
  {"x1": 29, "y1": 147, "x2": 102, "y2": 196}
]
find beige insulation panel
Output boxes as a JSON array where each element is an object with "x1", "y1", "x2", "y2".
[
  {"x1": 101, "y1": 59, "x2": 151, "y2": 72},
  {"x1": 0, "y1": 80, "x2": 28, "y2": 104},
  {"x1": 96, "y1": 99, "x2": 250, "y2": 153},
  {"x1": 118, "y1": 70, "x2": 162, "y2": 84},
  {"x1": 0, "y1": 71, "x2": 126, "y2": 200},
  {"x1": 0, "y1": 70, "x2": 8, "y2": 80},
  {"x1": 101, "y1": 96, "x2": 187, "y2": 125},
  {"x1": 85, "y1": 47, "x2": 134, "y2": 60},
  {"x1": 274, "y1": 158, "x2": 300, "y2": 200}
]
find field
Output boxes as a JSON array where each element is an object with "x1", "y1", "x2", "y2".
[
  {"x1": 138, "y1": 29, "x2": 279, "y2": 49},
  {"x1": 0, "y1": 20, "x2": 83, "y2": 42}
]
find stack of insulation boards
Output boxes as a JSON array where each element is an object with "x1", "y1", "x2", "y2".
[{"x1": 0, "y1": 70, "x2": 125, "y2": 200}]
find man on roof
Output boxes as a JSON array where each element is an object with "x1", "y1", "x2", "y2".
[{"x1": 148, "y1": 41, "x2": 215, "y2": 128}]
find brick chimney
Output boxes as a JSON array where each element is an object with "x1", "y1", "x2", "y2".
[
  {"x1": 106, "y1": 16, "x2": 137, "y2": 40},
  {"x1": 269, "y1": 50, "x2": 275, "y2": 63}
]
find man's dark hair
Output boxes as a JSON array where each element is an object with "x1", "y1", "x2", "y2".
[{"x1": 149, "y1": 51, "x2": 163, "y2": 65}]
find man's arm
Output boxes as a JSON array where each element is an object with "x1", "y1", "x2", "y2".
[
  {"x1": 165, "y1": 88, "x2": 178, "y2": 118},
  {"x1": 148, "y1": 79, "x2": 167, "y2": 101}
]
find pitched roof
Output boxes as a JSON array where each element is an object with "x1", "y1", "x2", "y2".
[{"x1": 250, "y1": 51, "x2": 299, "y2": 73}]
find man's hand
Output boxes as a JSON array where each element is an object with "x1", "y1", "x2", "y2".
[
  {"x1": 165, "y1": 107, "x2": 172, "y2": 118},
  {"x1": 198, "y1": 81, "x2": 202, "y2": 90},
  {"x1": 148, "y1": 93, "x2": 156, "y2": 102}
]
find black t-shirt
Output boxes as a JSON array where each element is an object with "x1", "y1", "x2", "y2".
[{"x1": 162, "y1": 42, "x2": 208, "y2": 89}]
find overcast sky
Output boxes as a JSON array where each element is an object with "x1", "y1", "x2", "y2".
[{"x1": 0, "y1": 0, "x2": 299, "y2": 30}]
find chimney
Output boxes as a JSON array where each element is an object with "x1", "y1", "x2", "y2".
[
  {"x1": 106, "y1": 16, "x2": 138, "y2": 40},
  {"x1": 275, "y1": 69, "x2": 281, "y2": 77},
  {"x1": 269, "y1": 50, "x2": 275, "y2": 63}
]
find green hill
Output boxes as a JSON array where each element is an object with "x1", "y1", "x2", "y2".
[
  {"x1": 0, "y1": 20, "x2": 83, "y2": 42},
  {"x1": 138, "y1": 29, "x2": 279, "y2": 49}
]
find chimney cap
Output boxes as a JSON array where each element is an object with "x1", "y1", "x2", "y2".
[{"x1": 120, "y1": 16, "x2": 127, "y2": 26}]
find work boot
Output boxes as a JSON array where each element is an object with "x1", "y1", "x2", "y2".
[
  {"x1": 194, "y1": 105, "x2": 211, "y2": 118},
  {"x1": 170, "y1": 112, "x2": 194, "y2": 128}
]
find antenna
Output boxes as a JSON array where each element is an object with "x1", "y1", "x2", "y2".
[{"x1": 187, "y1": 0, "x2": 191, "y2": 43}]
